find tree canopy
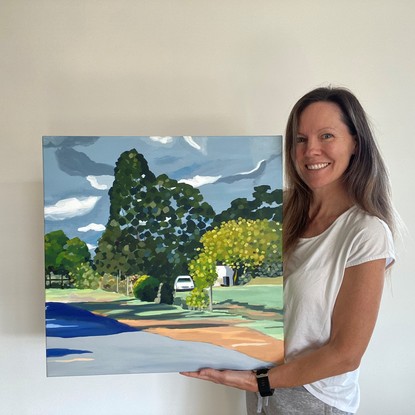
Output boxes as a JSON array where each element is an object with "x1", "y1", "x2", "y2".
[
  {"x1": 94, "y1": 149, "x2": 216, "y2": 285},
  {"x1": 187, "y1": 218, "x2": 282, "y2": 309},
  {"x1": 44, "y1": 230, "x2": 91, "y2": 277},
  {"x1": 213, "y1": 185, "x2": 282, "y2": 225}
]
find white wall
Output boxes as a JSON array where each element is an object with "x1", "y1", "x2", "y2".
[{"x1": 1, "y1": 1, "x2": 414, "y2": 414}]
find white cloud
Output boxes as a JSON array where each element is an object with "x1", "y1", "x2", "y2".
[
  {"x1": 183, "y1": 136, "x2": 208, "y2": 154},
  {"x1": 44, "y1": 196, "x2": 101, "y2": 221},
  {"x1": 149, "y1": 136, "x2": 173, "y2": 144},
  {"x1": 183, "y1": 136, "x2": 201, "y2": 151},
  {"x1": 239, "y1": 159, "x2": 266, "y2": 175},
  {"x1": 86, "y1": 175, "x2": 114, "y2": 190},
  {"x1": 78, "y1": 223, "x2": 106, "y2": 232},
  {"x1": 149, "y1": 136, "x2": 206, "y2": 154},
  {"x1": 178, "y1": 175, "x2": 221, "y2": 188},
  {"x1": 87, "y1": 243, "x2": 97, "y2": 251}
]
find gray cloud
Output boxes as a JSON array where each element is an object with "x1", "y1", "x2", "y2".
[
  {"x1": 55, "y1": 147, "x2": 114, "y2": 177},
  {"x1": 43, "y1": 136, "x2": 100, "y2": 148}
]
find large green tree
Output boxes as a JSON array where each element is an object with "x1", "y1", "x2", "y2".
[
  {"x1": 44, "y1": 230, "x2": 92, "y2": 287},
  {"x1": 56, "y1": 237, "x2": 91, "y2": 273},
  {"x1": 44, "y1": 230, "x2": 69, "y2": 275},
  {"x1": 213, "y1": 185, "x2": 282, "y2": 225},
  {"x1": 94, "y1": 149, "x2": 216, "y2": 300}
]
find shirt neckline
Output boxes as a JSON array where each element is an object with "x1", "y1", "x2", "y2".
[{"x1": 298, "y1": 205, "x2": 358, "y2": 241}]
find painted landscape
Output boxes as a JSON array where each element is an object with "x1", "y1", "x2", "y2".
[{"x1": 43, "y1": 136, "x2": 283, "y2": 376}]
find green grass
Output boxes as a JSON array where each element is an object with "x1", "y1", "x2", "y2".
[
  {"x1": 45, "y1": 285, "x2": 284, "y2": 340},
  {"x1": 174, "y1": 285, "x2": 284, "y2": 339},
  {"x1": 175, "y1": 284, "x2": 283, "y2": 310},
  {"x1": 46, "y1": 288, "x2": 131, "y2": 302}
]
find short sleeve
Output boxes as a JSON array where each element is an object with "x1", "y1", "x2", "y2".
[{"x1": 346, "y1": 216, "x2": 395, "y2": 269}]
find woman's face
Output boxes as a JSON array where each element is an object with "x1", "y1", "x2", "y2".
[{"x1": 294, "y1": 101, "x2": 356, "y2": 193}]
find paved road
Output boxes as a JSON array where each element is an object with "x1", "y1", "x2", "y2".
[{"x1": 46, "y1": 302, "x2": 272, "y2": 377}]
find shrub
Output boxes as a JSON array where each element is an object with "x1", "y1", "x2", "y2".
[
  {"x1": 132, "y1": 275, "x2": 159, "y2": 302},
  {"x1": 69, "y1": 262, "x2": 100, "y2": 289},
  {"x1": 245, "y1": 259, "x2": 283, "y2": 281},
  {"x1": 173, "y1": 295, "x2": 187, "y2": 308},
  {"x1": 186, "y1": 288, "x2": 209, "y2": 310},
  {"x1": 100, "y1": 273, "x2": 117, "y2": 291}
]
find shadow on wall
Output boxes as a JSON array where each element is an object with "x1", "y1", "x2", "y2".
[{"x1": 0, "y1": 181, "x2": 46, "y2": 337}]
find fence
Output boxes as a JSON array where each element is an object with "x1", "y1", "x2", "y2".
[{"x1": 45, "y1": 274, "x2": 71, "y2": 289}]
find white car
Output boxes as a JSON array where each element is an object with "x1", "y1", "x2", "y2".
[{"x1": 174, "y1": 275, "x2": 195, "y2": 291}]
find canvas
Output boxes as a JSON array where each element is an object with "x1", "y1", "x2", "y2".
[{"x1": 43, "y1": 136, "x2": 283, "y2": 377}]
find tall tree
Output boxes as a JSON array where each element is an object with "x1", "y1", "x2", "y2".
[
  {"x1": 94, "y1": 149, "x2": 216, "y2": 299},
  {"x1": 94, "y1": 150, "x2": 155, "y2": 287}
]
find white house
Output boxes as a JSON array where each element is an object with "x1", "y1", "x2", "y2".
[{"x1": 214, "y1": 265, "x2": 234, "y2": 287}]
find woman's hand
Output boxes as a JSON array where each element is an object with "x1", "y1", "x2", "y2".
[{"x1": 180, "y1": 369, "x2": 258, "y2": 392}]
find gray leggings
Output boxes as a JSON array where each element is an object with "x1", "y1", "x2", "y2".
[{"x1": 246, "y1": 387, "x2": 353, "y2": 415}]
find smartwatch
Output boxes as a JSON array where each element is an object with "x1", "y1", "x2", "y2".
[{"x1": 255, "y1": 368, "x2": 274, "y2": 397}]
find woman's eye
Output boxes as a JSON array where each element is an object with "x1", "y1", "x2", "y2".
[
  {"x1": 296, "y1": 136, "x2": 306, "y2": 143},
  {"x1": 322, "y1": 133, "x2": 333, "y2": 139}
]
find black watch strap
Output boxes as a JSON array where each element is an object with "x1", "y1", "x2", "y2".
[{"x1": 255, "y1": 368, "x2": 274, "y2": 397}]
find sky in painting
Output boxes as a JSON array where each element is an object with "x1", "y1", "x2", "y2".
[{"x1": 43, "y1": 136, "x2": 282, "y2": 253}]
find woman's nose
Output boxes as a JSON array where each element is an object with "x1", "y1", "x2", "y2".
[{"x1": 304, "y1": 138, "x2": 321, "y2": 156}]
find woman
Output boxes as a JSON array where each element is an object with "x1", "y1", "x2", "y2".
[{"x1": 182, "y1": 86, "x2": 395, "y2": 414}]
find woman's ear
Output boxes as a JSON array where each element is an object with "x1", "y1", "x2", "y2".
[{"x1": 352, "y1": 135, "x2": 358, "y2": 154}]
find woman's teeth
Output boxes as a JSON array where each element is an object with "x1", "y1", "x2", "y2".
[{"x1": 306, "y1": 163, "x2": 329, "y2": 170}]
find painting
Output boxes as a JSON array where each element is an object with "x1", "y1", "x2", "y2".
[{"x1": 43, "y1": 136, "x2": 283, "y2": 377}]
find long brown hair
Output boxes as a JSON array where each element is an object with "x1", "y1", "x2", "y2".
[{"x1": 283, "y1": 86, "x2": 395, "y2": 256}]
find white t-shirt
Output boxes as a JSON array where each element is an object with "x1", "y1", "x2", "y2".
[{"x1": 284, "y1": 206, "x2": 395, "y2": 413}]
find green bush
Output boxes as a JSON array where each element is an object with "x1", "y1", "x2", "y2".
[
  {"x1": 186, "y1": 288, "x2": 209, "y2": 310},
  {"x1": 69, "y1": 262, "x2": 100, "y2": 289},
  {"x1": 100, "y1": 273, "x2": 117, "y2": 291},
  {"x1": 173, "y1": 295, "x2": 187, "y2": 308},
  {"x1": 132, "y1": 275, "x2": 159, "y2": 301}
]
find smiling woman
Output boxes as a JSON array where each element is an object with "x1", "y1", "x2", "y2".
[{"x1": 181, "y1": 87, "x2": 396, "y2": 415}]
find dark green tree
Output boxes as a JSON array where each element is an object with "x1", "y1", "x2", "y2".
[
  {"x1": 213, "y1": 185, "x2": 282, "y2": 225},
  {"x1": 45, "y1": 231, "x2": 90, "y2": 276},
  {"x1": 93, "y1": 220, "x2": 137, "y2": 276},
  {"x1": 56, "y1": 237, "x2": 91, "y2": 274},
  {"x1": 44, "y1": 230, "x2": 69, "y2": 274},
  {"x1": 94, "y1": 149, "x2": 216, "y2": 301},
  {"x1": 45, "y1": 230, "x2": 92, "y2": 288}
]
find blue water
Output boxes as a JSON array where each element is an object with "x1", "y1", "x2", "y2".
[
  {"x1": 45, "y1": 302, "x2": 139, "y2": 338},
  {"x1": 46, "y1": 348, "x2": 92, "y2": 358}
]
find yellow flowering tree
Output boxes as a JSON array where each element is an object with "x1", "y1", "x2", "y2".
[{"x1": 187, "y1": 218, "x2": 281, "y2": 310}]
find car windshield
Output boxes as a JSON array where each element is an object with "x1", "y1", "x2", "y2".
[{"x1": 177, "y1": 278, "x2": 191, "y2": 282}]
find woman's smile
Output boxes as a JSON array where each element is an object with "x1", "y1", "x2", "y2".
[{"x1": 306, "y1": 162, "x2": 331, "y2": 170}]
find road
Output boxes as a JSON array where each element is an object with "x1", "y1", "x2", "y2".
[{"x1": 46, "y1": 302, "x2": 272, "y2": 377}]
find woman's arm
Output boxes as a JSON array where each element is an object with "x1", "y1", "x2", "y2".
[{"x1": 181, "y1": 258, "x2": 386, "y2": 391}]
